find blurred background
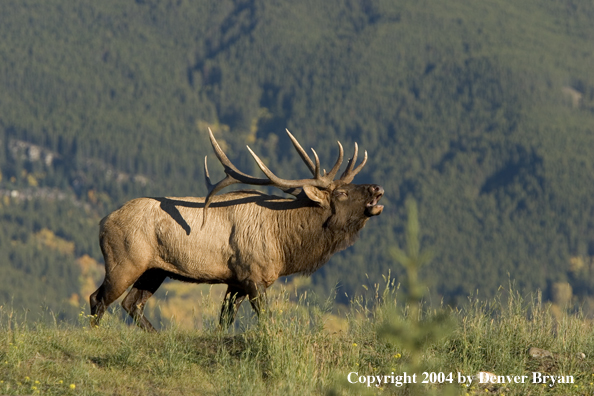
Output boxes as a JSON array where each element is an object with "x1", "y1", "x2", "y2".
[{"x1": 0, "y1": 0, "x2": 593, "y2": 326}]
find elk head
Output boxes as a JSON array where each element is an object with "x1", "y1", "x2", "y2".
[{"x1": 202, "y1": 128, "x2": 384, "y2": 227}]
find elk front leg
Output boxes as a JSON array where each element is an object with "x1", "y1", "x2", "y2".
[
  {"x1": 246, "y1": 280, "x2": 268, "y2": 318},
  {"x1": 219, "y1": 285, "x2": 247, "y2": 329}
]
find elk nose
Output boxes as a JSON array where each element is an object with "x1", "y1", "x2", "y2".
[{"x1": 369, "y1": 185, "x2": 384, "y2": 195}]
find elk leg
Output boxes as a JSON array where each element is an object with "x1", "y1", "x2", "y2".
[
  {"x1": 121, "y1": 269, "x2": 166, "y2": 332},
  {"x1": 89, "y1": 285, "x2": 107, "y2": 327},
  {"x1": 219, "y1": 285, "x2": 247, "y2": 328},
  {"x1": 90, "y1": 265, "x2": 145, "y2": 327},
  {"x1": 246, "y1": 281, "x2": 267, "y2": 318}
]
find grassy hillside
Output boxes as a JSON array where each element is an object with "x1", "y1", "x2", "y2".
[
  {"x1": 1, "y1": 0, "x2": 594, "y2": 319},
  {"x1": 1, "y1": 286, "x2": 593, "y2": 396}
]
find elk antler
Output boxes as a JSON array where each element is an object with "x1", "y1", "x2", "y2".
[
  {"x1": 202, "y1": 128, "x2": 366, "y2": 227},
  {"x1": 339, "y1": 142, "x2": 367, "y2": 183},
  {"x1": 203, "y1": 129, "x2": 274, "y2": 227},
  {"x1": 284, "y1": 129, "x2": 344, "y2": 180}
]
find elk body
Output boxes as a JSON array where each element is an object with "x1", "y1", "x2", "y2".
[{"x1": 90, "y1": 129, "x2": 384, "y2": 330}]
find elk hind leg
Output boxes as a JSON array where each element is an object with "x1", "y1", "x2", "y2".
[
  {"x1": 90, "y1": 267, "x2": 144, "y2": 327},
  {"x1": 219, "y1": 285, "x2": 247, "y2": 329},
  {"x1": 90, "y1": 285, "x2": 107, "y2": 327},
  {"x1": 121, "y1": 269, "x2": 166, "y2": 332}
]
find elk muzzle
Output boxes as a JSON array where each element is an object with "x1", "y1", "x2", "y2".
[{"x1": 365, "y1": 185, "x2": 384, "y2": 216}]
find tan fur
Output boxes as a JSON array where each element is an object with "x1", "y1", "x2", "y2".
[{"x1": 91, "y1": 185, "x2": 383, "y2": 330}]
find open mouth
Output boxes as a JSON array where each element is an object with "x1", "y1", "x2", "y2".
[{"x1": 365, "y1": 191, "x2": 384, "y2": 216}]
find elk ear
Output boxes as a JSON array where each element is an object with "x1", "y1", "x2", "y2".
[{"x1": 302, "y1": 185, "x2": 330, "y2": 208}]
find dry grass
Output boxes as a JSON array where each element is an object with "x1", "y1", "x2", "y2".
[{"x1": 1, "y1": 284, "x2": 594, "y2": 395}]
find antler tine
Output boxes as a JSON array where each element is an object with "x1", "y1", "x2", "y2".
[
  {"x1": 202, "y1": 169, "x2": 240, "y2": 229},
  {"x1": 203, "y1": 152, "x2": 251, "y2": 228},
  {"x1": 202, "y1": 129, "x2": 274, "y2": 229},
  {"x1": 339, "y1": 143, "x2": 368, "y2": 183},
  {"x1": 340, "y1": 142, "x2": 358, "y2": 180},
  {"x1": 286, "y1": 129, "x2": 343, "y2": 182},
  {"x1": 286, "y1": 129, "x2": 316, "y2": 176},
  {"x1": 247, "y1": 146, "x2": 327, "y2": 189},
  {"x1": 325, "y1": 141, "x2": 344, "y2": 180},
  {"x1": 310, "y1": 148, "x2": 321, "y2": 179},
  {"x1": 207, "y1": 128, "x2": 270, "y2": 185},
  {"x1": 349, "y1": 150, "x2": 367, "y2": 180},
  {"x1": 204, "y1": 156, "x2": 213, "y2": 190},
  {"x1": 202, "y1": 156, "x2": 213, "y2": 227}
]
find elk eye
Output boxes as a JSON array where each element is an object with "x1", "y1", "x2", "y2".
[{"x1": 335, "y1": 190, "x2": 348, "y2": 199}]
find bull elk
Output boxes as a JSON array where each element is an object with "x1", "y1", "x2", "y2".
[{"x1": 90, "y1": 129, "x2": 384, "y2": 330}]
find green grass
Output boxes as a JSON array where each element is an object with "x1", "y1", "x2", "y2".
[{"x1": 1, "y1": 284, "x2": 593, "y2": 396}]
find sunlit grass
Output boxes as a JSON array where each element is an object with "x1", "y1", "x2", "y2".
[{"x1": 1, "y1": 283, "x2": 593, "y2": 396}]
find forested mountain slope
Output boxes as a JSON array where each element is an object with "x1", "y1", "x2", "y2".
[{"x1": 1, "y1": 0, "x2": 594, "y2": 320}]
